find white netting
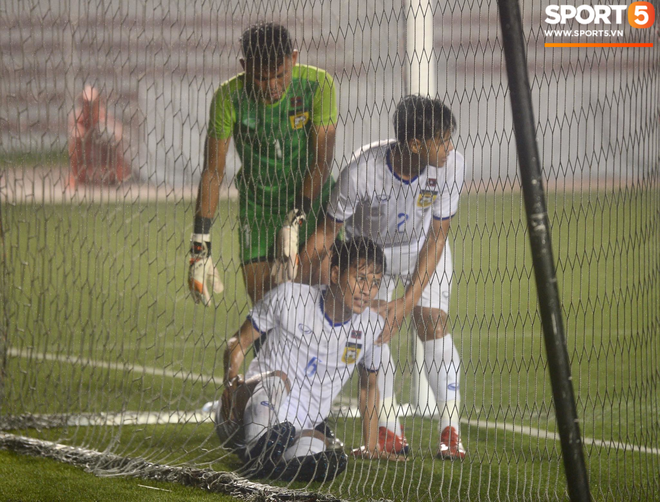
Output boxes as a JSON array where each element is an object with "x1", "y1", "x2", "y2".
[{"x1": 1, "y1": 1, "x2": 659, "y2": 501}]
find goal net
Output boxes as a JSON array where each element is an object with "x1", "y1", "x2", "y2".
[{"x1": 1, "y1": 0, "x2": 659, "y2": 501}]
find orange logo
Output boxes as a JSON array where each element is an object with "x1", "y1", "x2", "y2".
[{"x1": 628, "y1": 2, "x2": 655, "y2": 28}]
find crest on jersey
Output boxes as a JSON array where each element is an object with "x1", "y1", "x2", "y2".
[
  {"x1": 290, "y1": 96, "x2": 303, "y2": 108},
  {"x1": 289, "y1": 111, "x2": 310, "y2": 130},
  {"x1": 427, "y1": 178, "x2": 437, "y2": 188},
  {"x1": 342, "y1": 341, "x2": 362, "y2": 364},
  {"x1": 349, "y1": 330, "x2": 362, "y2": 340},
  {"x1": 417, "y1": 189, "x2": 438, "y2": 208}
]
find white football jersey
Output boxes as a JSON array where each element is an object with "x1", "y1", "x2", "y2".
[
  {"x1": 327, "y1": 140, "x2": 466, "y2": 250},
  {"x1": 246, "y1": 282, "x2": 384, "y2": 429}
]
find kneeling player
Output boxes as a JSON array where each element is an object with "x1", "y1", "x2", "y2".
[{"x1": 215, "y1": 238, "x2": 405, "y2": 481}]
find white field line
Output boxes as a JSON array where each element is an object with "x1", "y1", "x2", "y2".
[
  {"x1": 7, "y1": 348, "x2": 660, "y2": 457},
  {"x1": 19, "y1": 410, "x2": 214, "y2": 427},
  {"x1": 1, "y1": 168, "x2": 239, "y2": 205},
  {"x1": 6, "y1": 347, "x2": 220, "y2": 386}
]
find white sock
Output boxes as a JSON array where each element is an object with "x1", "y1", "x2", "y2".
[
  {"x1": 282, "y1": 434, "x2": 325, "y2": 461},
  {"x1": 423, "y1": 334, "x2": 461, "y2": 432},
  {"x1": 243, "y1": 375, "x2": 288, "y2": 447},
  {"x1": 377, "y1": 343, "x2": 403, "y2": 433}
]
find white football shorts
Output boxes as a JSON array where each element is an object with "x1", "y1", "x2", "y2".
[{"x1": 377, "y1": 242, "x2": 453, "y2": 313}]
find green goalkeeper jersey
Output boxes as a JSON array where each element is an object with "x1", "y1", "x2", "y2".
[{"x1": 208, "y1": 64, "x2": 338, "y2": 209}]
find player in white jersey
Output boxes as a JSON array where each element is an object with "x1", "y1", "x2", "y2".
[
  {"x1": 301, "y1": 95, "x2": 466, "y2": 460},
  {"x1": 215, "y1": 238, "x2": 405, "y2": 481}
]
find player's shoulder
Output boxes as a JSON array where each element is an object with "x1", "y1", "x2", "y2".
[
  {"x1": 213, "y1": 74, "x2": 245, "y2": 100},
  {"x1": 293, "y1": 64, "x2": 334, "y2": 85},
  {"x1": 347, "y1": 139, "x2": 395, "y2": 172},
  {"x1": 448, "y1": 150, "x2": 466, "y2": 168},
  {"x1": 427, "y1": 150, "x2": 466, "y2": 180},
  {"x1": 446, "y1": 150, "x2": 466, "y2": 182},
  {"x1": 270, "y1": 281, "x2": 318, "y2": 303}
]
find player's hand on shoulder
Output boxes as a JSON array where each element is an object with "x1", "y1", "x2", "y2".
[
  {"x1": 350, "y1": 445, "x2": 408, "y2": 462},
  {"x1": 271, "y1": 208, "x2": 306, "y2": 285},
  {"x1": 372, "y1": 298, "x2": 406, "y2": 345},
  {"x1": 188, "y1": 234, "x2": 224, "y2": 305}
]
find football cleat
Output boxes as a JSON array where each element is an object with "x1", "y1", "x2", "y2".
[
  {"x1": 378, "y1": 425, "x2": 410, "y2": 455},
  {"x1": 271, "y1": 450, "x2": 349, "y2": 482},
  {"x1": 437, "y1": 426, "x2": 466, "y2": 461},
  {"x1": 241, "y1": 421, "x2": 296, "y2": 478},
  {"x1": 315, "y1": 420, "x2": 345, "y2": 452}
]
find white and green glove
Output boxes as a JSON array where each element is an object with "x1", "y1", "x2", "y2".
[
  {"x1": 271, "y1": 209, "x2": 306, "y2": 285},
  {"x1": 188, "y1": 234, "x2": 224, "y2": 305}
]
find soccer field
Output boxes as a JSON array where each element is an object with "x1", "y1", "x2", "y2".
[{"x1": 2, "y1": 187, "x2": 658, "y2": 501}]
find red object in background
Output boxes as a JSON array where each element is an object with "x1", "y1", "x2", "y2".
[{"x1": 68, "y1": 86, "x2": 132, "y2": 187}]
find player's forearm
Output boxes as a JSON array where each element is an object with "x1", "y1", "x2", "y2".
[
  {"x1": 404, "y1": 245, "x2": 442, "y2": 310},
  {"x1": 223, "y1": 337, "x2": 245, "y2": 384},
  {"x1": 195, "y1": 168, "x2": 223, "y2": 220},
  {"x1": 301, "y1": 125, "x2": 336, "y2": 203},
  {"x1": 300, "y1": 154, "x2": 331, "y2": 204},
  {"x1": 403, "y1": 221, "x2": 450, "y2": 313},
  {"x1": 223, "y1": 321, "x2": 261, "y2": 383},
  {"x1": 359, "y1": 370, "x2": 380, "y2": 453},
  {"x1": 195, "y1": 136, "x2": 228, "y2": 220},
  {"x1": 299, "y1": 218, "x2": 341, "y2": 284}
]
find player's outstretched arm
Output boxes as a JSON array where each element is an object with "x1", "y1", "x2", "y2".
[
  {"x1": 188, "y1": 136, "x2": 231, "y2": 304},
  {"x1": 301, "y1": 68, "x2": 338, "y2": 209},
  {"x1": 352, "y1": 366, "x2": 407, "y2": 461},
  {"x1": 375, "y1": 217, "x2": 451, "y2": 344},
  {"x1": 300, "y1": 123, "x2": 337, "y2": 206},
  {"x1": 298, "y1": 215, "x2": 343, "y2": 286},
  {"x1": 360, "y1": 366, "x2": 380, "y2": 454},
  {"x1": 196, "y1": 136, "x2": 230, "y2": 219},
  {"x1": 223, "y1": 319, "x2": 262, "y2": 385},
  {"x1": 271, "y1": 124, "x2": 337, "y2": 286}
]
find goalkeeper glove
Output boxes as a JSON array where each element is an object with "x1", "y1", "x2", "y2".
[
  {"x1": 271, "y1": 208, "x2": 306, "y2": 285},
  {"x1": 188, "y1": 234, "x2": 224, "y2": 305}
]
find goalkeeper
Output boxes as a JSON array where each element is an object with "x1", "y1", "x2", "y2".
[
  {"x1": 214, "y1": 238, "x2": 406, "y2": 482},
  {"x1": 189, "y1": 22, "x2": 338, "y2": 304}
]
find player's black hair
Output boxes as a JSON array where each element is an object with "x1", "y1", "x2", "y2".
[
  {"x1": 393, "y1": 94, "x2": 456, "y2": 145},
  {"x1": 240, "y1": 22, "x2": 293, "y2": 68},
  {"x1": 331, "y1": 237, "x2": 386, "y2": 275}
]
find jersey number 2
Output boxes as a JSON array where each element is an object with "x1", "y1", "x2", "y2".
[{"x1": 397, "y1": 213, "x2": 409, "y2": 232}]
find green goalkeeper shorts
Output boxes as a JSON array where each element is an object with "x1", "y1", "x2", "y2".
[{"x1": 238, "y1": 180, "x2": 334, "y2": 265}]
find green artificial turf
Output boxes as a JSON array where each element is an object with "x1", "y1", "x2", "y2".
[{"x1": 1, "y1": 188, "x2": 658, "y2": 501}]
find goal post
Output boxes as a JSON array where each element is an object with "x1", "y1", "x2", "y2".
[
  {"x1": 405, "y1": 0, "x2": 439, "y2": 418},
  {"x1": 497, "y1": 0, "x2": 590, "y2": 500}
]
